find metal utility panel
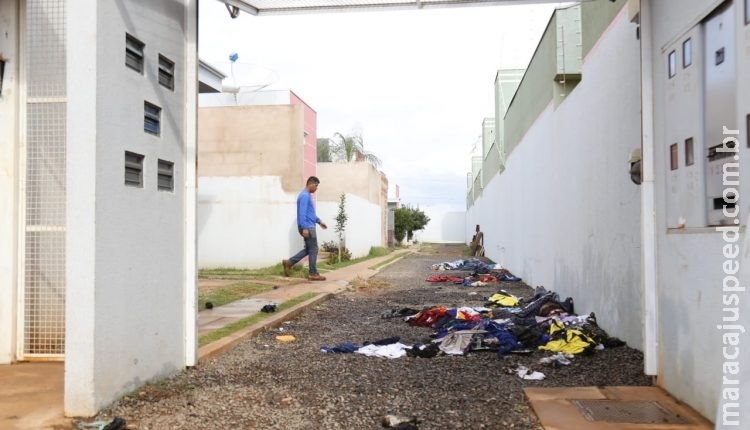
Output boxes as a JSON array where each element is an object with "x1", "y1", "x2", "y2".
[
  {"x1": 703, "y1": 3, "x2": 737, "y2": 226},
  {"x1": 663, "y1": 24, "x2": 705, "y2": 229}
]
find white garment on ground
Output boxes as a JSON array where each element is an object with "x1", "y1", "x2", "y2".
[
  {"x1": 515, "y1": 365, "x2": 545, "y2": 380},
  {"x1": 355, "y1": 342, "x2": 410, "y2": 359}
]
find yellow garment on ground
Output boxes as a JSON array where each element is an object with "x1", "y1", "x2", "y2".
[
  {"x1": 539, "y1": 322, "x2": 595, "y2": 355},
  {"x1": 487, "y1": 292, "x2": 519, "y2": 307}
]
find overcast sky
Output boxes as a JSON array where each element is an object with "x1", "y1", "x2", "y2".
[{"x1": 198, "y1": 1, "x2": 563, "y2": 211}]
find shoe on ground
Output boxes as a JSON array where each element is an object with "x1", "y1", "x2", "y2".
[
  {"x1": 308, "y1": 274, "x2": 326, "y2": 281},
  {"x1": 282, "y1": 260, "x2": 292, "y2": 277}
]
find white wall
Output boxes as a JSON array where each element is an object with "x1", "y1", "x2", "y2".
[
  {"x1": 198, "y1": 176, "x2": 299, "y2": 268},
  {"x1": 66, "y1": 0, "x2": 194, "y2": 415},
  {"x1": 198, "y1": 179, "x2": 384, "y2": 268},
  {"x1": 317, "y1": 193, "x2": 384, "y2": 258},
  {"x1": 0, "y1": 0, "x2": 19, "y2": 364},
  {"x1": 649, "y1": 0, "x2": 750, "y2": 421},
  {"x1": 468, "y1": 8, "x2": 643, "y2": 350},
  {"x1": 414, "y1": 205, "x2": 466, "y2": 244}
]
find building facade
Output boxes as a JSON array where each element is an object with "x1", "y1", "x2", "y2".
[
  {"x1": 467, "y1": 0, "x2": 749, "y2": 424},
  {"x1": 0, "y1": 0, "x2": 201, "y2": 415}
]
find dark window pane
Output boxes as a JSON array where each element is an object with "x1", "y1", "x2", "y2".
[{"x1": 685, "y1": 138, "x2": 694, "y2": 166}]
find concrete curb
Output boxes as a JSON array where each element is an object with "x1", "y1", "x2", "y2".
[
  {"x1": 197, "y1": 292, "x2": 333, "y2": 362},
  {"x1": 196, "y1": 249, "x2": 412, "y2": 362}
]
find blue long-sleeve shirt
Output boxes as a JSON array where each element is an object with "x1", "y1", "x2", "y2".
[{"x1": 297, "y1": 189, "x2": 320, "y2": 229}]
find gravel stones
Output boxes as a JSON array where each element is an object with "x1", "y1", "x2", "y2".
[{"x1": 93, "y1": 245, "x2": 651, "y2": 429}]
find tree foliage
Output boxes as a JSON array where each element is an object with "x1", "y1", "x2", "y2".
[
  {"x1": 327, "y1": 131, "x2": 382, "y2": 168},
  {"x1": 393, "y1": 206, "x2": 430, "y2": 244},
  {"x1": 317, "y1": 138, "x2": 332, "y2": 162}
]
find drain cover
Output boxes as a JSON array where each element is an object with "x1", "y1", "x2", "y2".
[{"x1": 571, "y1": 399, "x2": 691, "y2": 424}]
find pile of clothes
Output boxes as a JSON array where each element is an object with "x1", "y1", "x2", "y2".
[
  {"x1": 396, "y1": 286, "x2": 624, "y2": 357},
  {"x1": 430, "y1": 258, "x2": 496, "y2": 273},
  {"x1": 427, "y1": 259, "x2": 522, "y2": 283}
]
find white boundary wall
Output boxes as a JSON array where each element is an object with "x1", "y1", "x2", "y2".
[
  {"x1": 413, "y1": 205, "x2": 466, "y2": 244},
  {"x1": 317, "y1": 193, "x2": 383, "y2": 258},
  {"x1": 467, "y1": 8, "x2": 643, "y2": 349},
  {"x1": 198, "y1": 178, "x2": 384, "y2": 268},
  {"x1": 198, "y1": 176, "x2": 298, "y2": 268}
]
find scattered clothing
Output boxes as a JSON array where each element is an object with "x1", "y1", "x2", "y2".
[
  {"x1": 260, "y1": 304, "x2": 277, "y2": 313},
  {"x1": 356, "y1": 342, "x2": 410, "y2": 359},
  {"x1": 507, "y1": 365, "x2": 545, "y2": 380}
]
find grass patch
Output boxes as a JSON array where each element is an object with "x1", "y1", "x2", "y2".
[
  {"x1": 198, "y1": 292, "x2": 318, "y2": 347},
  {"x1": 200, "y1": 247, "x2": 398, "y2": 279},
  {"x1": 369, "y1": 252, "x2": 408, "y2": 270},
  {"x1": 318, "y1": 246, "x2": 402, "y2": 271},
  {"x1": 200, "y1": 263, "x2": 306, "y2": 280},
  {"x1": 369, "y1": 246, "x2": 391, "y2": 257},
  {"x1": 198, "y1": 281, "x2": 273, "y2": 309}
]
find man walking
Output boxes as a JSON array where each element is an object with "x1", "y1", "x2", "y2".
[{"x1": 283, "y1": 176, "x2": 328, "y2": 280}]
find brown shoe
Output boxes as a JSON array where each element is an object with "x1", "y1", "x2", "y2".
[
  {"x1": 308, "y1": 274, "x2": 326, "y2": 281},
  {"x1": 282, "y1": 260, "x2": 292, "y2": 277}
]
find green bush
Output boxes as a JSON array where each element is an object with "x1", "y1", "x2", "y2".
[{"x1": 369, "y1": 246, "x2": 390, "y2": 257}]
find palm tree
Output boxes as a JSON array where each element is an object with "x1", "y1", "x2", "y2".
[
  {"x1": 329, "y1": 131, "x2": 382, "y2": 168},
  {"x1": 316, "y1": 138, "x2": 333, "y2": 162}
]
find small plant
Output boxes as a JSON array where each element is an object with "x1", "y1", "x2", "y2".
[
  {"x1": 321, "y1": 240, "x2": 338, "y2": 253},
  {"x1": 334, "y1": 193, "x2": 348, "y2": 263},
  {"x1": 326, "y1": 247, "x2": 351, "y2": 264}
]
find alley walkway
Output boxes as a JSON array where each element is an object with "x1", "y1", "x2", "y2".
[
  {"x1": 0, "y1": 249, "x2": 411, "y2": 430},
  {"x1": 1, "y1": 245, "x2": 713, "y2": 429}
]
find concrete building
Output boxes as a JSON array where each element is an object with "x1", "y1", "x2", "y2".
[
  {"x1": 0, "y1": 0, "x2": 205, "y2": 416},
  {"x1": 467, "y1": 0, "x2": 749, "y2": 425},
  {"x1": 197, "y1": 90, "x2": 317, "y2": 269},
  {"x1": 197, "y1": 90, "x2": 388, "y2": 268}
]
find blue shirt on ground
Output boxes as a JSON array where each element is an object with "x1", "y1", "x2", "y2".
[{"x1": 297, "y1": 189, "x2": 319, "y2": 229}]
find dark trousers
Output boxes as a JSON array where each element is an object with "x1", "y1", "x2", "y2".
[{"x1": 289, "y1": 226, "x2": 318, "y2": 274}]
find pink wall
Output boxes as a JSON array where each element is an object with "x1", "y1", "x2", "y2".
[{"x1": 290, "y1": 91, "x2": 317, "y2": 184}]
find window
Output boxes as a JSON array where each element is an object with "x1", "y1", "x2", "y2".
[
  {"x1": 682, "y1": 38, "x2": 692, "y2": 68},
  {"x1": 157, "y1": 159, "x2": 174, "y2": 192},
  {"x1": 685, "y1": 138, "x2": 694, "y2": 166},
  {"x1": 670, "y1": 143, "x2": 678, "y2": 170},
  {"x1": 668, "y1": 50, "x2": 677, "y2": 78},
  {"x1": 125, "y1": 33, "x2": 145, "y2": 73},
  {"x1": 0, "y1": 59, "x2": 5, "y2": 94},
  {"x1": 715, "y1": 47, "x2": 725, "y2": 66},
  {"x1": 158, "y1": 55, "x2": 175, "y2": 90},
  {"x1": 144, "y1": 101, "x2": 161, "y2": 136},
  {"x1": 125, "y1": 151, "x2": 144, "y2": 187}
]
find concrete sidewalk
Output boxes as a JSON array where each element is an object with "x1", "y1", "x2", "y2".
[{"x1": 0, "y1": 249, "x2": 411, "y2": 430}]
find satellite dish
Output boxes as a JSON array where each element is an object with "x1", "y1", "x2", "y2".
[{"x1": 214, "y1": 56, "x2": 279, "y2": 94}]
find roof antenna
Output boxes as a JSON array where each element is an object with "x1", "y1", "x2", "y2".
[{"x1": 225, "y1": 3, "x2": 240, "y2": 19}]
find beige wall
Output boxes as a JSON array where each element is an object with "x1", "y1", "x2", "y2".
[
  {"x1": 317, "y1": 162, "x2": 389, "y2": 246},
  {"x1": 198, "y1": 105, "x2": 305, "y2": 192},
  {"x1": 317, "y1": 162, "x2": 383, "y2": 204}
]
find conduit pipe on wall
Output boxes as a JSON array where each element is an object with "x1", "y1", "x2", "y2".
[
  {"x1": 639, "y1": 0, "x2": 658, "y2": 376},
  {"x1": 184, "y1": 0, "x2": 199, "y2": 367}
]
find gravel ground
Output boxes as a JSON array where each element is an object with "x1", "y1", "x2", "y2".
[{"x1": 92, "y1": 244, "x2": 651, "y2": 430}]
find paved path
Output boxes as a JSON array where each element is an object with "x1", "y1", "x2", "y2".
[{"x1": 197, "y1": 250, "x2": 411, "y2": 360}]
